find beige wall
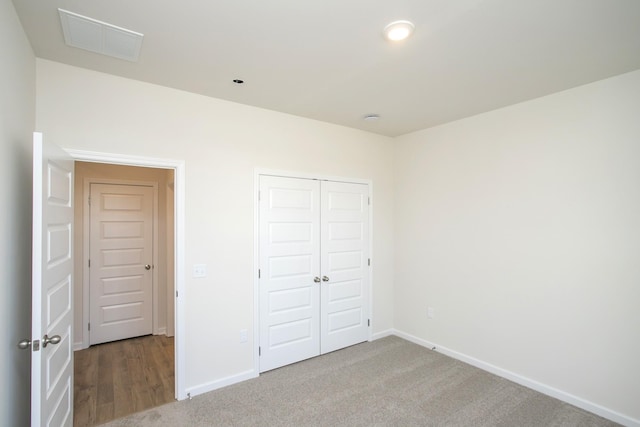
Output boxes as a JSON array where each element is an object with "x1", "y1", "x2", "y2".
[
  {"x1": 394, "y1": 69, "x2": 640, "y2": 423},
  {"x1": 0, "y1": 1, "x2": 35, "y2": 425},
  {"x1": 32, "y1": 49, "x2": 640, "y2": 424},
  {"x1": 36, "y1": 59, "x2": 396, "y2": 396},
  {"x1": 73, "y1": 162, "x2": 175, "y2": 348}
]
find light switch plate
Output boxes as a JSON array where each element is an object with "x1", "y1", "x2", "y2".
[{"x1": 193, "y1": 264, "x2": 207, "y2": 278}]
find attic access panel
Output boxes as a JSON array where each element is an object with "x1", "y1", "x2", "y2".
[{"x1": 58, "y1": 9, "x2": 143, "y2": 62}]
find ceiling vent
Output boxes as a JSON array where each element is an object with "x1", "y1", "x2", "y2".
[{"x1": 58, "y1": 9, "x2": 143, "y2": 62}]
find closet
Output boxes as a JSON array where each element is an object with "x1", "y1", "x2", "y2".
[{"x1": 258, "y1": 175, "x2": 370, "y2": 372}]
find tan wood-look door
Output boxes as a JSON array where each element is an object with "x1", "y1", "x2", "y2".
[
  {"x1": 89, "y1": 184, "x2": 154, "y2": 345},
  {"x1": 31, "y1": 132, "x2": 74, "y2": 426}
]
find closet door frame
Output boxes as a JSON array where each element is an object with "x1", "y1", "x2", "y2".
[{"x1": 253, "y1": 169, "x2": 373, "y2": 374}]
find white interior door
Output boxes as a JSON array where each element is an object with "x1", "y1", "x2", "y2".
[
  {"x1": 31, "y1": 132, "x2": 74, "y2": 427},
  {"x1": 89, "y1": 184, "x2": 154, "y2": 345},
  {"x1": 259, "y1": 176, "x2": 321, "y2": 372},
  {"x1": 320, "y1": 181, "x2": 370, "y2": 353}
]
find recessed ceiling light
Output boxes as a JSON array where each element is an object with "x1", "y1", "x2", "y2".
[
  {"x1": 363, "y1": 114, "x2": 380, "y2": 122},
  {"x1": 232, "y1": 79, "x2": 244, "y2": 84},
  {"x1": 383, "y1": 20, "x2": 415, "y2": 41}
]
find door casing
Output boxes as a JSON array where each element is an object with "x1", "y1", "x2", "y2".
[{"x1": 253, "y1": 168, "x2": 373, "y2": 374}]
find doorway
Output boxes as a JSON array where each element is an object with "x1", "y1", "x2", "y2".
[{"x1": 72, "y1": 161, "x2": 176, "y2": 425}]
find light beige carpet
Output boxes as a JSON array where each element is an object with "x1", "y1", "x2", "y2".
[{"x1": 100, "y1": 336, "x2": 619, "y2": 426}]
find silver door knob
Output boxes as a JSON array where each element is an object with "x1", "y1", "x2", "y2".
[
  {"x1": 42, "y1": 334, "x2": 61, "y2": 348},
  {"x1": 17, "y1": 339, "x2": 31, "y2": 350},
  {"x1": 314, "y1": 277, "x2": 321, "y2": 283},
  {"x1": 322, "y1": 276, "x2": 329, "y2": 282},
  {"x1": 145, "y1": 264, "x2": 151, "y2": 270}
]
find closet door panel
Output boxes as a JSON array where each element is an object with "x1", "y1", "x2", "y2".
[
  {"x1": 320, "y1": 181, "x2": 370, "y2": 354},
  {"x1": 259, "y1": 176, "x2": 321, "y2": 372}
]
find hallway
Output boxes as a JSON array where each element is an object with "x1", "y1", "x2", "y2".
[{"x1": 73, "y1": 335, "x2": 175, "y2": 426}]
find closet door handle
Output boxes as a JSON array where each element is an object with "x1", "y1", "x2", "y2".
[
  {"x1": 314, "y1": 277, "x2": 321, "y2": 283},
  {"x1": 322, "y1": 276, "x2": 329, "y2": 282}
]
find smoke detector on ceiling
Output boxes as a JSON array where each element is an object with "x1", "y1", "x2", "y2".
[{"x1": 58, "y1": 9, "x2": 144, "y2": 62}]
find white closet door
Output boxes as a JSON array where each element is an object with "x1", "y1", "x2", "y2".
[
  {"x1": 320, "y1": 181, "x2": 370, "y2": 354},
  {"x1": 259, "y1": 176, "x2": 321, "y2": 372}
]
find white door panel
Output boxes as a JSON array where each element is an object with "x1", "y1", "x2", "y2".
[
  {"x1": 321, "y1": 181, "x2": 369, "y2": 354},
  {"x1": 259, "y1": 175, "x2": 370, "y2": 370},
  {"x1": 259, "y1": 176, "x2": 320, "y2": 372},
  {"x1": 90, "y1": 184, "x2": 154, "y2": 345},
  {"x1": 31, "y1": 132, "x2": 74, "y2": 427}
]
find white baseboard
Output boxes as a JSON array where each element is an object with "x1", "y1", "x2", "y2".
[
  {"x1": 155, "y1": 327, "x2": 167, "y2": 336},
  {"x1": 370, "y1": 328, "x2": 394, "y2": 341},
  {"x1": 184, "y1": 369, "x2": 258, "y2": 400},
  {"x1": 73, "y1": 341, "x2": 86, "y2": 351},
  {"x1": 392, "y1": 329, "x2": 639, "y2": 427}
]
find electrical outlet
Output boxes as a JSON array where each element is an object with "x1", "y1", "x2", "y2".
[
  {"x1": 240, "y1": 329, "x2": 248, "y2": 343},
  {"x1": 193, "y1": 264, "x2": 207, "y2": 278},
  {"x1": 427, "y1": 306, "x2": 435, "y2": 319}
]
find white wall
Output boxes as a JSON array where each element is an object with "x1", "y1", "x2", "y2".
[
  {"x1": 35, "y1": 59, "x2": 395, "y2": 395},
  {"x1": 394, "y1": 70, "x2": 640, "y2": 424},
  {"x1": 0, "y1": 0, "x2": 35, "y2": 425}
]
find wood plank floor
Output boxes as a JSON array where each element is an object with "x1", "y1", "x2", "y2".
[{"x1": 74, "y1": 335, "x2": 175, "y2": 426}]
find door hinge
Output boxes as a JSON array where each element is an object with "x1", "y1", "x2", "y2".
[
  {"x1": 258, "y1": 269, "x2": 261, "y2": 278},
  {"x1": 176, "y1": 291, "x2": 178, "y2": 298},
  {"x1": 368, "y1": 197, "x2": 370, "y2": 205},
  {"x1": 88, "y1": 259, "x2": 91, "y2": 268},
  {"x1": 88, "y1": 195, "x2": 91, "y2": 206},
  {"x1": 368, "y1": 258, "x2": 370, "y2": 266},
  {"x1": 259, "y1": 346, "x2": 261, "y2": 356},
  {"x1": 368, "y1": 319, "x2": 370, "y2": 327},
  {"x1": 88, "y1": 322, "x2": 91, "y2": 331}
]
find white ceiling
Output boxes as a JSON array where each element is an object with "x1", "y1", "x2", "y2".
[{"x1": 13, "y1": 0, "x2": 640, "y2": 137}]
